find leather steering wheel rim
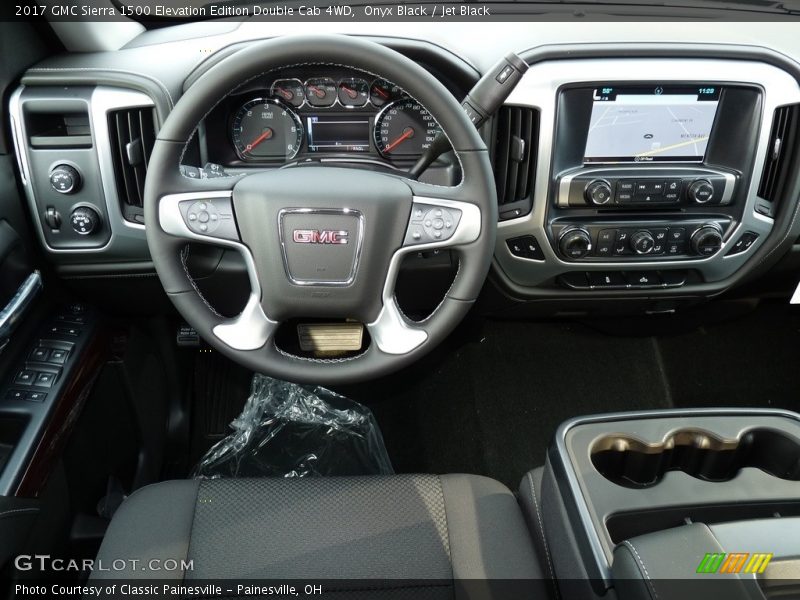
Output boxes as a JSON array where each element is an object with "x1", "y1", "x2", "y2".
[{"x1": 144, "y1": 34, "x2": 497, "y2": 384}]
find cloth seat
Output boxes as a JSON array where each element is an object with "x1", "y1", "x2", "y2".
[{"x1": 91, "y1": 474, "x2": 548, "y2": 598}]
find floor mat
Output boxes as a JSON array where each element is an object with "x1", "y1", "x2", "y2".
[
  {"x1": 338, "y1": 317, "x2": 672, "y2": 489},
  {"x1": 189, "y1": 349, "x2": 252, "y2": 466},
  {"x1": 187, "y1": 301, "x2": 800, "y2": 491},
  {"x1": 339, "y1": 301, "x2": 800, "y2": 490}
]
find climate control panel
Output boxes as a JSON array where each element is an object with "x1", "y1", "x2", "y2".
[
  {"x1": 551, "y1": 219, "x2": 731, "y2": 262},
  {"x1": 558, "y1": 168, "x2": 736, "y2": 208}
]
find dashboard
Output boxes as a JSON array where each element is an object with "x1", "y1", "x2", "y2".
[
  {"x1": 7, "y1": 23, "x2": 800, "y2": 320},
  {"x1": 203, "y1": 67, "x2": 441, "y2": 168}
]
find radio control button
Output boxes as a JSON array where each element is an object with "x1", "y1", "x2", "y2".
[
  {"x1": 617, "y1": 180, "x2": 636, "y2": 193},
  {"x1": 585, "y1": 180, "x2": 612, "y2": 205},
  {"x1": 617, "y1": 192, "x2": 635, "y2": 203},
  {"x1": 688, "y1": 179, "x2": 715, "y2": 203},
  {"x1": 643, "y1": 181, "x2": 666, "y2": 194}
]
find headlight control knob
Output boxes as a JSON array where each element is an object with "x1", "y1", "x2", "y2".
[
  {"x1": 49, "y1": 164, "x2": 81, "y2": 194},
  {"x1": 70, "y1": 206, "x2": 100, "y2": 235}
]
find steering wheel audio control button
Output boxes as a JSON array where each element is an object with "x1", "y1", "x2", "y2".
[
  {"x1": 405, "y1": 203, "x2": 463, "y2": 246},
  {"x1": 178, "y1": 197, "x2": 239, "y2": 241}
]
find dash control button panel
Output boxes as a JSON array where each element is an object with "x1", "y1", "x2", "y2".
[
  {"x1": 178, "y1": 198, "x2": 239, "y2": 241},
  {"x1": 405, "y1": 203, "x2": 463, "y2": 246}
]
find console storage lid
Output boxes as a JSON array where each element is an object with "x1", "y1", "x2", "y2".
[{"x1": 613, "y1": 518, "x2": 800, "y2": 600}]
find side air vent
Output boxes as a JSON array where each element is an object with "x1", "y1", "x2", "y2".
[
  {"x1": 493, "y1": 105, "x2": 539, "y2": 221},
  {"x1": 108, "y1": 107, "x2": 157, "y2": 223},
  {"x1": 757, "y1": 104, "x2": 800, "y2": 215}
]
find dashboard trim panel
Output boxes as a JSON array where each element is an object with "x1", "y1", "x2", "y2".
[{"x1": 496, "y1": 58, "x2": 800, "y2": 290}]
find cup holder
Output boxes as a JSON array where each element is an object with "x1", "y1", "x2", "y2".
[{"x1": 590, "y1": 428, "x2": 800, "y2": 488}]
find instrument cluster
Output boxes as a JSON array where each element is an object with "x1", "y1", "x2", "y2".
[{"x1": 205, "y1": 67, "x2": 442, "y2": 166}]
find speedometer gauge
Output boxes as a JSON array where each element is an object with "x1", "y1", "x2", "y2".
[
  {"x1": 231, "y1": 98, "x2": 303, "y2": 161},
  {"x1": 374, "y1": 99, "x2": 439, "y2": 158}
]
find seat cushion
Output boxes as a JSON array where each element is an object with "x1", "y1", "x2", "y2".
[{"x1": 91, "y1": 475, "x2": 546, "y2": 597}]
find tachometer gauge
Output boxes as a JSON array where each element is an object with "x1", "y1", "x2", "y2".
[
  {"x1": 374, "y1": 99, "x2": 439, "y2": 158},
  {"x1": 270, "y1": 79, "x2": 305, "y2": 107},
  {"x1": 231, "y1": 98, "x2": 303, "y2": 161},
  {"x1": 305, "y1": 77, "x2": 337, "y2": 107},
  {"x1": 370, "y1": 78, "x2": 401, "y2": 107},
  {"x1": 338, "y1": 78, "x2": 369, "y2": 107}
]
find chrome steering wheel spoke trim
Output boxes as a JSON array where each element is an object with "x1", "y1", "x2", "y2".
[
  {"x1": 158, "y1": 190, "x2": 278, "y2": 351},
  {"x1": 367, "y1": 195, "x2": 481, "y2": 355}
]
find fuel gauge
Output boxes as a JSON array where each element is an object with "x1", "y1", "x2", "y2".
[
  {"x1": 370, "y1": 78, "x2": 401, "y2": 107},
  {"x1": 270, "y1": 79, "x2": 305, "y2": 107},
  {"x1": 338, "y1": 78, "x2": 369, "y2": 107},
  {"x1": 305, "y1": 77, "x2": 337, "y2": 107}
]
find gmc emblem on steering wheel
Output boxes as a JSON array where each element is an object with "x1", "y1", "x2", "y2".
[{"x1": 292, "y1": 230, "x2": 349, "y2": 244}]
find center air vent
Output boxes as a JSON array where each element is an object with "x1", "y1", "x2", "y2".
[
  {"x1": 757, "y1": 103, "x2": 799, "y2": 216},
  {"x1": 493, "y1": 105, "x2": 539, "y2": 221},
  {"x1": 108, "y1": 107, "x2": 157, "y2": 223}
]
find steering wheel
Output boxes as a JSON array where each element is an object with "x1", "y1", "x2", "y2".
[{"x1": 144, "y1": 35, "x2": 496, "y2": 384}]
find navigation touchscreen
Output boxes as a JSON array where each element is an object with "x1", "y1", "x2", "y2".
[{"x1": 583, "y1": 85, "x2": 721, "y2": 163}]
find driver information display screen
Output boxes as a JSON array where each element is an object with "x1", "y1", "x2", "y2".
[{"x1": 583, "y1": 85, "x2": 721, "y2": 163}]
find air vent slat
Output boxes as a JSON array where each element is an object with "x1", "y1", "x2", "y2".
[
  {"x1": 493, "y1": 106, "x2": 539, "y2": 220},
  {"x1": 494, "y1": 108, "x2": 512, "y2": 204},
  {"x1": 108, "y1": 107, "x2": 157, "y2": 220},
  {"x1": 758, "y1": 104, "x2": 800, "y2": 208}
]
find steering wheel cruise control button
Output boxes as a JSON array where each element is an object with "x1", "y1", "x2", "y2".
[
  {"x1": 405, "y1": 203, "x2": 463, "y2": 246},
  {"x1": 179, "y1": 198, "x2": 238, "y2": 241}
]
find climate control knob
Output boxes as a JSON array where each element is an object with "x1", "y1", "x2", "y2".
[
  {"x1": 49, "y1": 164, "x2": 81, "y2": 194},
  {"x1": 687, "y1": 179, "x2": 714, "y2": 204},
  {"x1": 584, "y1": 180, "x2": 613, "y2": 205},
  {"x1": 559, "y1": 228, "x2": 592, "y2": 259},
  {"x1": 630, "y1": 231, "x2": 656, "y2": 255},
  {"x1": 691, "y1": 225, "x2": 723, "y2": 256},
  {"x1": 70, "y1": 206, "x2": 100, "y2": 236}
]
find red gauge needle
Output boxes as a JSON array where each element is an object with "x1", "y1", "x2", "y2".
[
  {"x1": 278, "y1": 88, "x2": 293, "y2": 101},
  {"x1": 308, "y1": 85, "x2": 325, "y2": 98},
  {"x1": 246, "y1": 129, "x2": 273, "y2": 151},
  {"x1": 374, "y1": 87, "x2": 390, "y2": 100},
  {"x1": 383, "y1": 127, "x2": 415, "y2": 153},
  {"x1": 341, "y1": 85, "x2": 358, "y2": 99}
]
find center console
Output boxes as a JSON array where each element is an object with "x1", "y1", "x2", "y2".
[
  {"x1": 496, "y1": 56, "x2": 800, "y2": 299},
  {"x1": 529, "y1": 408, "x2": 800, "y2": 600}
]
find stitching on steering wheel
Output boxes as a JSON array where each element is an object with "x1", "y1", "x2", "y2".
[
  {"x1": 273, "y1": 341, "x2": 367, "y2": 363},
  {"x1": 180, "y1": 244, "x2": 223, "y2": 318},
  {"x1": 174, "y1": 59, "x2": 466, "y2": 189}
]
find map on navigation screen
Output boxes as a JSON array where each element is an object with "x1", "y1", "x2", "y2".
[{"x1": 583, "y1": 86, "x2": 721, "y2": 163}]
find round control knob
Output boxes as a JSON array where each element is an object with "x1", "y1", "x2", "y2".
[
  {"x1": 49, "y1": 164, "x2": 81, "y2": 194},
  {"x1": 630, "y1": 230, "x2": 656, "y2": 255},
  {"x1": 559, "y1": 228, "x2": 592, "y2": 259},
  {"x1": 687, "y1": 179, "x2": 714, "y2": 204},
  {"x1": 584, "y1": 180, "x2": 613, "y2": 205},
  {"x1": 69, "y1": 206, "x2": 100, "y2": 236},
  {"x1": 691, "y1": 225, "x2": 723, "y2": 256}
]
